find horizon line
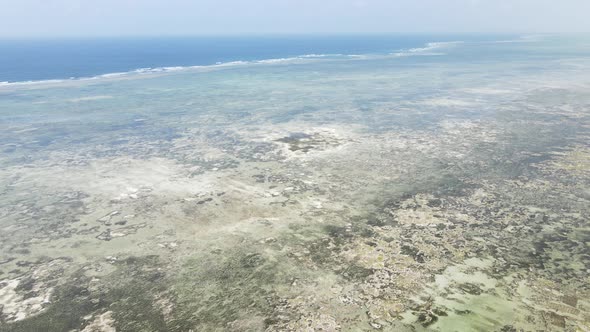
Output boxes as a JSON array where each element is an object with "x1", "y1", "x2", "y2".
[{"x1": 0, "y1": 32, "x2": 581, "y2": 40}]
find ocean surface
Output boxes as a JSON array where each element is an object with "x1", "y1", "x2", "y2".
[
  {"x1": 1, "y1": 35, "x2": 590, "y2": 331},
  {"x1": 0, "y1": 35, "x2": 516, "y2": 83}
]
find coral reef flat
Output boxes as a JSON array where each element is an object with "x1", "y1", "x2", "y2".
[{"x1": 1, "y1": 37, "x2": 589, "y2": 331}]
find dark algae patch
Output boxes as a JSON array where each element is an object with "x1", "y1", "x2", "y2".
[{"x1": 1, "y1": 256, "x2": 175, "y2": 332}]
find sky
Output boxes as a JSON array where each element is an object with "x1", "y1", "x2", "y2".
[{"x1": 1, "y1": 0, "x2": 589, "y2": 37}]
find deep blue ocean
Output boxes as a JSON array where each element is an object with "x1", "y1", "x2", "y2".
[{"x1": 0, "y1": 35, "x2": 512, "y2": 83}]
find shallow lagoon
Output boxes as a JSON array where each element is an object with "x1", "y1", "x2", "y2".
[{"x1": 0, "y1": 37, "x2": 589, "y2": 331}]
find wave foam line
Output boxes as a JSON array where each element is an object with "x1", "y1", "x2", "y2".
[
  {"x1": 392, "y1": 41, "x2": 464, "y2": 57},
  {"x1": 0, "y1": 54, "x2": 357, "y2": 87}
]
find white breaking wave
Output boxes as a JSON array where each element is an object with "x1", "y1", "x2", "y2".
[
  {"x1": 0, "y1": 56, "x2": 335, "y2": 87},
  {"x1": 0, "y1": 78, "x2": 70, "y2": 87},
  {"x1": 392, "y1": 41, "x2": 464, "y2": 57},
  {"x1": 0, "y1": 42, "x2": 466, "y2": 88}
]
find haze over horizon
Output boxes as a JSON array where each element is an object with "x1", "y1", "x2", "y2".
[{"x1": 1, "y1": 0, "x2": 589, "y2": 38}]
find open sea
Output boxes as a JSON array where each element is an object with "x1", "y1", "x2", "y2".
[
  {"x1": 0, "y1": 35, "x2": 520, "y2": 83},
  {"x1": 1, "y1": 35, "x2": 590, "y2": 331}
]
